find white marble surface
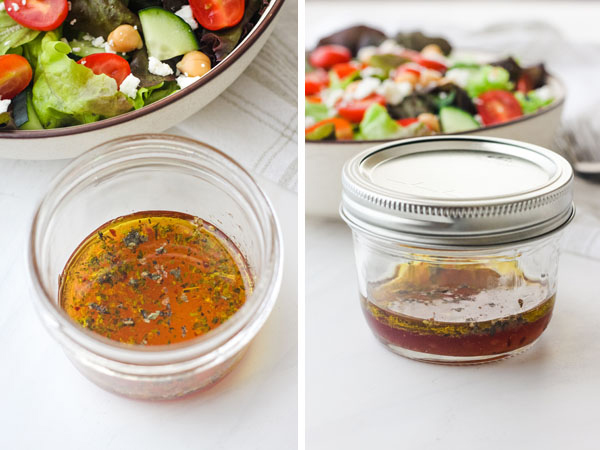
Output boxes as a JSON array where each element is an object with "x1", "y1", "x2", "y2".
[
  {"x1": 0, "y1": 159, "x2": 297, "y2": 449},
  {"x1": 306, "y1": 208, "x2": 600, "y2": 450}
]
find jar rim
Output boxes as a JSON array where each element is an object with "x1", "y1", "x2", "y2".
[
  {"x1": 28, "y1": 134, "x2": 283, "y2": 369},
  {"x1": 341, "y1": 136, "x2": 575, "y2": 246}
]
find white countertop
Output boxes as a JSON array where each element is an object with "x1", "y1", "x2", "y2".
[
  {"x1": 306, "y1": 180, "x2": 600, "y2": 449},
  {"x1": 0, "y1": 165, "x2": 297, "y2": 449}
]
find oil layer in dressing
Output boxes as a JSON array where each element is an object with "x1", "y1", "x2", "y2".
[{"x1": 60, "y1": 211, "x2": 251, "y2": 345}]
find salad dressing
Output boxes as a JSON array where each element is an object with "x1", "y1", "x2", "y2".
[
  {"x1": 362, "y1": 262, "x2": 554, "y2": 359},
  {"x1": 59, "y1": 211, "x2": 251, "y2": 345}
]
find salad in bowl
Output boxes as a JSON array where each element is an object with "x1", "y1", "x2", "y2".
[
  {"x1": 305, "y1": 26, "x2": 556, "y2": 141},
  {"x1": 0, "y1": 0, "x2": 270, "y2": 131}
]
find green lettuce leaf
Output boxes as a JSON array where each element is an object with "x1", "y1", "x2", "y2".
[
  {"x1": 23, "y1": 33, "x2": 45, "y2": 71},
  {"x1": 32, "y1": 32, "x2": 133, "y2": 129},
  {"x1": 67, "y1": 39, "x2": 107, "y2": 58},
  {"x1": 329, "y1": 70, "x2": 360, "y2": 90},
  {"x1": 132, "y1": 81, "x2": 179, "y2": 109},
  {"x1": 515, "y1": 90, "x2": 553, "y2": 115},
  {"x1": 358, "y1": 103, "x2": 431, "y2": 140},
  {"x1": 305, "y1": 102, "x2": 330, "y2": 123},
  {"x1": 0, "y1": 11, "x2": 40, "y2": 56},
  {"x1": 466, "y1": 65, "x2": 513, "y2": 98},
  {"x1": 359, "y1": 104, "x2": 401, "y2": 140}
]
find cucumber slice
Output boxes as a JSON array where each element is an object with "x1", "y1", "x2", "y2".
[
  {"x1": 139, "y1": 7, "x2": 199, "y2": 61},
  {"x1": 439, "y1": 106, "x2": 480, "y2": 133},
  {"x1": 306, "y1": 123, "x2": 335, "y2": 141}
]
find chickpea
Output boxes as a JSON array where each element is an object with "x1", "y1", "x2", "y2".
[
  {"x1": 421, "y1": 44, "x2": 443, "y2": 57},
  {"x1": 394, "y1": 71, "x2": 419, "y2": 86},
  {"x1": 418, "y1": 113, "x2": 440, "y2": 132},
  {"x1": 176, "y1": 51, "x2": 212, "y2": 78},
  {"x1": 107, "y1": 25, "x2": 143, "y2": 53},
  {"x1": 419, "y1": 69, "x2": 442, "y2": 86}
]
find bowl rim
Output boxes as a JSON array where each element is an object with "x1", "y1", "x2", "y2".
[
  {"x1": 0, "y1": 0, "x2": 285, "y2": 140},
  {"x1": 306, "y1": 73, "x2": 566, "y2": 146}
]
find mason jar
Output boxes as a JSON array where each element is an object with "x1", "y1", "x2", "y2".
[
  {"x1": 341, "y1": 136, "x2": 574, "y2": 364},
  {"x1": 29, "y1": 134, "x2": 283, "y2": 399}
]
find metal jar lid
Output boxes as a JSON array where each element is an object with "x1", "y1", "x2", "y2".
[{"x1": 340, "y1": 136, "x2": 574, "y2": 247}]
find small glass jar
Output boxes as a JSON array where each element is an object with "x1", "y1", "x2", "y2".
[
  {"x1": 341, "y1": 136, "x2": 574, "y2": 364},
  {"x1": 29, "y1": 134, "x2": 283, "y2": 399}
]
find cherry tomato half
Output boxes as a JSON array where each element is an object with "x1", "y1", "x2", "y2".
[
  {"x1": 4, "y1": 0, "x2": 69, "y2": 32},
  {"x1": 0, "y1": 54, "x2": 33, "y2": 100},
  {"x1": 397, "y1": 118, "x2": 419, "y2": 127},
  {"x1": 477, "y1": 90, "x2": 523, "y2": 126},
  {"x1": 305, "y1": 69, "x2": 329, "y2": 96},
  {"x1": 309, "y1": 45, "x2": 351, "y2": 70},
  {"x1": 414, "y1": 56, "x2": 447, "y2": 73},
  {"x1": 337, "y1": 94, "x2": 386, "y2": 123},
  {"x1": 305, "y1": 118, "x2": 353, "y2": 140},
  {"x1": 78, "y1": 54, "x2": 132, "y2": 87},
  {"x1": 331, "y1": 62, "x2": 360, "y2": 80},
  {"x1": 396, "y1": 64, "x2": 421, "y2": 77},
  {"x1": 189, "y1": 0, "x2": 244, "y2": 31}
]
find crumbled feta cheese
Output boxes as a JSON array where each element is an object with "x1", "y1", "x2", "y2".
[
  {"x1": 148, "y1": 57, "x2": 174, "y2": 76},
  {"x1": 91, "y1": 36, "x2": 105, "y2": 48},
  {"x1": 176, "y1": 75, "x2": 201, "y2": 89},
  {"x1": 175, "y1": 5, "x2": 199, "y2": 30},
  {"x1": 305, "y1": 116, "x2": 316, "y2": 128},
  {"x1": 421, "y1": 49, "x2": 447, "y2": 64},
  {"x1": 351, "y1": 77, "x2": 380, "y2": 100},
  {"x1": 104, "y1": 42, "x2": 116, "y2": 53},
  {"x1": 82, "y1": 34, "x2": 94, "y2": 41},
  {"x1": 72, "y1": 47, "x2": 81, "y2": 52},
  {"x1": 444, "y1": 68, "x2": 472, "y2": 88},
  {"x1": 534, "y1": 85, "x2": 552, "y2": 101},
  {"x1": 0, "y1": 99, "x2": 11, "y2": 114},
  {"x1": 378, "y1": 39, "x2": 403, "y2": 55},
  {"x1": 0, "y1": 3, "x2": 5, "y2": 11},
  {"x1": 360, "y1": 66, "x2": 384, "y2": 78},
  {"x1": 321, "y1": 88, "x2": 344, "y2": 109},
  {"x1": 357, "y1": 45, "x2": 377, "y2": 63},
  {"x1": 377, "y1": 80, "x2": 412, "y2": 105},
  {"x1": 119, "y1": 73, "x2": 140, "y2": 98}
]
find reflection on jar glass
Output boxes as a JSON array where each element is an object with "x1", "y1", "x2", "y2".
[{"x1": 341, "y1": 136, "x2": 574, "y2": 364}]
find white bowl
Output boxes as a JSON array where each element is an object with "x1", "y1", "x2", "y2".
[
  {"x1": 306, "y1": 75, "x2": 565, "y2": 218},
  {"x1": 0, "y1": 0, "x2": 284, "y2": 160}
]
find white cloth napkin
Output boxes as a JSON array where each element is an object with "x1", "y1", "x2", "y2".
[{"x1": 171, "y1": 0, "x2": 298, "y2": 192}]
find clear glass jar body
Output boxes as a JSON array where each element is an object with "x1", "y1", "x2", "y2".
[
  {"x1": 348, "y1": 228, "x2": 564, "y2": 364},
  {"x1": 29, "y1": 135, "x2": 282, "y2": 399}
]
